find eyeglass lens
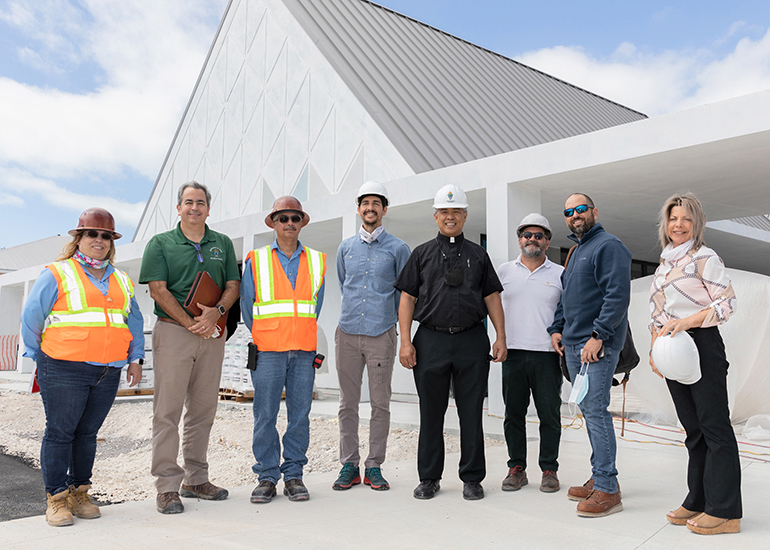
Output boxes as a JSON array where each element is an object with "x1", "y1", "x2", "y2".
[
  {"x1": 193, "y1": 243, "x2": 203, "y2": 263},
  {"x1": 564, "y1": 204, "x2": 590, "y2": 218},
  {"x1": 522, "y1": 232, "x2": 545, "y2": 240},
  {"x1": 84, "y1": 230, "x2": 113, "y2": 240},
  {"x1": 278, "y1": 214, "x2": 302, "y2": 224}
]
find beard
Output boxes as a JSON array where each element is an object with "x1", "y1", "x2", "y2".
[
  {"x1": 521, "y1": 241, "x2": 545, "y2": 258},
  {"x1": 569, "y1": 215, "x2": 595, "y2": 237}
]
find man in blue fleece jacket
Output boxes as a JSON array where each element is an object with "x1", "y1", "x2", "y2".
[{"x1": 548, "y1": 193, "x2": 631, "y2": 518}]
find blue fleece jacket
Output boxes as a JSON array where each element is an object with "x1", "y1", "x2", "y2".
[{"x1": 548, "y1": 223, "x2": 631, "y2": 350}]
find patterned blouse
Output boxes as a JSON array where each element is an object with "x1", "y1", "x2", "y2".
[{"x1": 649, "y1": 245, "x2": 737, "y2": 329}]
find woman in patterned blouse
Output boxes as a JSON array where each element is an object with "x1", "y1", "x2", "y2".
[{"x1": 649, "y1": 192, "x2": 741, "y2": 535}]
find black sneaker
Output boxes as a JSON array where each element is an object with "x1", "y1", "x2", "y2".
[
  {"x1": 250, "y1": 480, "x2": 277, "y2": 504},
  {"x1": 332, "y1": 462, "x2": 361, "y2": 490},
  {"x1": 413, "y1": 479, "x2": 440, "y2": 500},
  {"x1": 283, "y1": 478, "x2": 310, "y2": 501}
]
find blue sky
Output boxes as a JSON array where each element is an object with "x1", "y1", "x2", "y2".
[{"x1": 1, "y1": 0, "x2": 769, "y2": 250}]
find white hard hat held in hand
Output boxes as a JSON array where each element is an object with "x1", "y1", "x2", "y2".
[{"x1": 652, "y1": 331, "x2": 701, "y2": 385}]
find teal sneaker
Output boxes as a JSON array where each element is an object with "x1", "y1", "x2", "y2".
[
  {"x1": 364, "y1": 467, "x2": 390, "y2": 491},
  {"x1": 332, "y1": 462, "x2": 361, "y2": 490}
]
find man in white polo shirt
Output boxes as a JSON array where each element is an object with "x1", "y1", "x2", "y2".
[{"x1": 498, "y1": 214, "x2": 564, "y2": 493}]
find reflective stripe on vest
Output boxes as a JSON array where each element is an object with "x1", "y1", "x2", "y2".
[
  {"x1": 252, "y1": 246, "x2": 323, "y2": 321},
  {"x1": 45, "y1": 259, "x2": 133, "y2": 330}
]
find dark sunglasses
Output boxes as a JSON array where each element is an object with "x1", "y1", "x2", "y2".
[
  {"x1": 563, "y1": 204, "x2": 591, "y2": 218},
  {"x1": 521, "y1": 231, "x2": 546, "y2": 240},
  {"x1": 82, "y1": 230, "x2": 114, "y2": 240},
  {"x1": 192, "y1": 243, "x2": 203, "y2": 263},
  {"x1": 276, "y1": 214, "x2": 302, "y2": 224}
]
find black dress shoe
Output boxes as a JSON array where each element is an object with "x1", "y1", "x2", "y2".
[
  {"x1": 413, "y1": 479, "x2": 440, "y2": 500},
  {"x1": 250, "y1": 480, "x2": 277, "y2": 503},
  {"x1": 463, "y1": 481, "x2": 484, "y2": 501}
]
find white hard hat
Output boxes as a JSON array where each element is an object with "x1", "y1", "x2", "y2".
[
  {"x1": 356, "y1": 181, "x2": 389, "y2": 206},
  {"x1": 651, "y1": 331, "x2": 701, "y2": 385},
  {"x1": 433, "y1": 184, "x2": 468, "y2": 209},
  {"x1": 516, "y1": 213, "x2": 552, "y2": 239}
]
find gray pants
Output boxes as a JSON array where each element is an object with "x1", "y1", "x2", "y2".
[{"x1": 334, "y1": 326, "x2": 396, "y2": 469}]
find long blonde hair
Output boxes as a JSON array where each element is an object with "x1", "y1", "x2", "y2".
[
  {"x1": 57, "y1": 232, "x2": 116, "y2": 263},
  {"x1": 657, "y1": 192, "x2": 707, "y2": 252}
]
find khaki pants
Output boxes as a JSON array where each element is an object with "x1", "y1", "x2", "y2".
[
  {"x1": 151, "y1": 321, "x2": 226, "y2": 493},
  {"x1": 335, "y1": 326, "x2": 396, "y2": 469}
]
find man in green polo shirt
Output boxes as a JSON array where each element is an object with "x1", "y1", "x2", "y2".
[{"x1": 139, "y1": 181, "x2": 240, "y2": 515}]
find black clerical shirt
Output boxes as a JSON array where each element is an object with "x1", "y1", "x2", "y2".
[{"x1": 395, "y1": 232, "x2": 503, "y2": 329}]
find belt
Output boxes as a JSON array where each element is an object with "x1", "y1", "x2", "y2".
[
  {"x1": 421, "y1": 321, "x2": 483, "y2": 334},
  {"x1": 158, "y1": 316, "x2": 182, "y2": 326}
]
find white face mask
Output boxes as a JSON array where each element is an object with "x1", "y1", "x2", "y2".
[{"x1": 568, "y1": 361, "x2": 590, "y2": 416}]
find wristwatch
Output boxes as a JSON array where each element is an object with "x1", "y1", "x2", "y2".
[
  {"x1": 591, "y1": 330, "x2": 601, "y2": 340},
  {"x1": 216, "y1": 304, "x2": 226, "y2": 316},
  {"x1": 138, "y1": 358, "x2": 145, "y2": 366}
]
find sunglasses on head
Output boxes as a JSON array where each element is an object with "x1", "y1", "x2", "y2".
[
  {"x1": 82, "y1": 230, "x2": 114, "y2": 240},
  {"x1": 275, "y1": 214, "x2": 302, "y2": 224},
  {"x1": 521, "y1": 231, "x2": 546, "y2": 240},
  {"x1": 563, "y1": 204, "x2": 591, "y2": 218}
]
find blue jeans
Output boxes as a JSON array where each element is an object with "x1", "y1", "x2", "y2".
[
  {"x1": 37, "y1": 352, "x2": 121, "y2": 495},
  {"x1": 565, "y1": 344, "x2": 619, "y2": 494},
  {"x1": 250, "y1": 350, "x2": 316, "y2": 482}
]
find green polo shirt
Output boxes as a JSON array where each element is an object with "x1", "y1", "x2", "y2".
[{"x1": 139, "y1": 222, "x2": 241, "y2": 318}]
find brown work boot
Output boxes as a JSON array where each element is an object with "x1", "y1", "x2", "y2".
[
  {"x1": 501, "y1": 466, "x2": 528, "y2": 491},
  {"x1": 576, "y1": 490, "x2": 623, "y2": 517},
  {"x1": 46, "y1": 490, "x2": 74, "y2": 527},
  {"x1": 66, "y1": 484, "x2": 101, "y2": 519},
  {"x1": 540, "y1": 470, "x2": 560, "y2": 493},
  {"x1": 568, "y1": 478, "x2": 594, "y2": 501},
  {"x1": 156, "y1": 492, "x2": 184, "y2": 514},
  {"x1": 180, "y1": 481, "x2": 229, "y2": 501}
]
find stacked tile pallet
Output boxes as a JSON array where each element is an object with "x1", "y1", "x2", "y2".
[{"x1": 219, "y1": 323, "x2": 254, "y2": 401}]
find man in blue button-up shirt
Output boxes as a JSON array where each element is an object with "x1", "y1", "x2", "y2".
[{"x1": 332, "y1": 182, "x2": 410, "y2": 492}]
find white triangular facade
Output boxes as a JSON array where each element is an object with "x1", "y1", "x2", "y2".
[{"x1": 136, "y1": 0, "x2": 414, "y2": 241}]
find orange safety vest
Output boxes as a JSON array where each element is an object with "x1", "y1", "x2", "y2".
[
  {"x1": 248, "y1": 245, "x2": 326, "y2": 352},
  {"x1": 41, "y1": 258, "x2": 135, "y2": 363}
]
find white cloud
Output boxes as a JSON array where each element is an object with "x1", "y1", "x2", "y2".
[
  {"x1": 516, "y1": 25, "x2": 770, "y2": 116},
  {"x1": 0, "y1": 167, "x2": 144, "y2": 225}
]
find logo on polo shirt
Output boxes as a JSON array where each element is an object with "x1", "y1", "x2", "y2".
[{"x1": 209, "y1": 246, "x2": 224, "y2": 261}]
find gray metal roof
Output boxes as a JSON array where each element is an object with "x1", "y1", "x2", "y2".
[
  {"x1": 0, "y1": 236, "x2": 70, "y2": 274},
  {"x1": 731, "y1": 214, "x2": 770, "y2": 232},
  {"x1": 283, "y1": 0, "x2": 647, "y2": 173}
]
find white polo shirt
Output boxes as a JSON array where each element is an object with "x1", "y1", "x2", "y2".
[{"x1": 498, "y1": 255, "x2": 563, "y2": 352}]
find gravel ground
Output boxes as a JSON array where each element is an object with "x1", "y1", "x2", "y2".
[{"x1": 0, "y1": 390, "x2": 503, "y2": 504}]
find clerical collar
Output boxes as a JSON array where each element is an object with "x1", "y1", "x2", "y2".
[{"x1": 436, "y1": 232, "x2": 465, "y2": 246}]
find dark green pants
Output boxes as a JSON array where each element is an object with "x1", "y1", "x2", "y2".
[{"x1": 502, "y1": 349, "x2": 562, "y2": 472}]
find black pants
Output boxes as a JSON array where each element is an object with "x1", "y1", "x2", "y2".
[
  {"x1": 666, "y1": 327, "x2": 742, "y2": 518},
  {"x1": 502, "y1": 349, "x2": 562, "y2": 472},
  {"x1": 412, "y1": 324, "x2": 490, "y2": 482}
]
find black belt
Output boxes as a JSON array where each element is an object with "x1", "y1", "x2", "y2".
[{"x1": 421, "y1": 321, "x2": 483, "y2": 334}]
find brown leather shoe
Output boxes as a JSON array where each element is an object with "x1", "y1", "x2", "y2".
[
  {"x1": 180, "y1": 481, "x2": 228, "y2": 501},
  {"x1": 540, "y1": 470, "x2": 560, "y2": 493},
  {"x1": 576, "y1": 490, "x2": 623, "y2": 517},
  {"x1": 501, "y1": 466, "x2": 528, "y2": 491}
]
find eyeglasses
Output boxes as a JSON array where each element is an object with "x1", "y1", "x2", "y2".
[
  {"x1": 276, "y1": 214, "x2": 302, "y2": 224},
  {"x1": 193, "y1": 243, "x2": 203, "y2": 263},
  {"x1": 82, "y1": 230, "x2": 114, "y2": 240},
  {"x1": 521, "y1": 231, "x2": 546, "y2": 240},
  {"x1": 563, "y1": 204, "x2": 591, "y2": 218}
]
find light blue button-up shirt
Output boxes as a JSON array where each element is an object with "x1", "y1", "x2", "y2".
[
  {"x1": 20, "y1": 264, "x2": 145, "y2": 366},
  {"x1": 240, "y1": 240, "x2": 325, "y2": 331},
  {"x1": 337, "y1": 229, "x2": 411, "y2": 337}
]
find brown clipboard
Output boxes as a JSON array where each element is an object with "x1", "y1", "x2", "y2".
[{"x1": 184, "y1": 271, "x2": 228, "y2": 338}]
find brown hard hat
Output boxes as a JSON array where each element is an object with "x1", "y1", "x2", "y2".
[
  {"x1": 68, "y1": 207, "x2": 122, "y2": 239},
  {"x1": 265, "y1": 196, "x2": 310, "y2": 229}
]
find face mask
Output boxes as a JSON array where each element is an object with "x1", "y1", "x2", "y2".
[{"x1": 568, "y1": 362, "x2": 589, "y2": 416}]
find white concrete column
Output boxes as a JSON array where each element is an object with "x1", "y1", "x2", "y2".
[
  {"x1": 17, "y1": 279, "x2": 34, "y2": 374},
  {"x1": 485, "y1": 184, "x2": 542, "y2": 418}
]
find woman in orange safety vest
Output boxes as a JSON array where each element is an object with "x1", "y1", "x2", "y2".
[{"x1": 20, "y1": 208, "x2": 145, "y2": 528}]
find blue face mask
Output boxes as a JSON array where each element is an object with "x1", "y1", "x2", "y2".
[{"x1": 568, "y1": 362, "x2": 589, "y2": 416}]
